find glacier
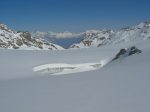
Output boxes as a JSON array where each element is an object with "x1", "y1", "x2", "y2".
[{"x1": 0, "y1": 38, "x2": 150, "y2": 112}]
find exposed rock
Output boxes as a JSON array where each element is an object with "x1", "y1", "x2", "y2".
[
  {"x1": 112, "y1": 46, "x2": 142, "y2": 61},
  {"x1": 69, "y1": 44, "x2": 80, "y2": 48},
  {"x1": 82, "y1": 40, "x2": 93, "y2": 46},
  {"x1": 20, "y1": 32, "x2": 32, "y2": 41},
  {"x1": 128, "y1": 46, "x2": 142, "y2": 56}
]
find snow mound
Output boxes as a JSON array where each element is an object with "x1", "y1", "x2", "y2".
[{"x1": 33, "y1": 60, "x2": 108, "y2": 75}]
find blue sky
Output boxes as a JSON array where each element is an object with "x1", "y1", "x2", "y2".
[{"x1": 0, "y1": 0, "x2": 150, "y2": 32}]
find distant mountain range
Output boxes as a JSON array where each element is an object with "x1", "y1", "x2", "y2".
[
  {"x1": 31, "y1": 31, "x2": 83, "y2": 48},
  {"x1": 0, "y1": 22, "x2": 150, "y2": 50}
]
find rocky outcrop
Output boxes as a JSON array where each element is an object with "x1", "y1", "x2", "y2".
[{"x1": 112, "y1": 46, "x2": 142, "y2": 61}]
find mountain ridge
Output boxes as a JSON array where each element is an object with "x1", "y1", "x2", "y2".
[
  {"x1": 32, "y1": 21, "x2": 150, "y2": 49},
  {"x1": 0, "y1": 23, "x2": 64, "y2": 50},
  {"x1": 0, "y1": 21, "x2": 150, "y2": 50}
]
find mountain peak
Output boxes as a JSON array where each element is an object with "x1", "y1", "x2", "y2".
[{"x1": 0, "y1": 23, "x2": 13, "y2": 33}]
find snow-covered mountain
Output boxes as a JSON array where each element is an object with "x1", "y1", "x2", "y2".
[
  {"x1": 0, "y1": 23, "x2": 64, "y2": 50},
  {"x1": 70, "y1": 29, "x2": 113, "y2": 48},
  {"x1": 31, "y1": 22, "x2": 150, "y2": 49},
  {"x1": 1, "y1": 21, "x2": 150, "y2": 50},
  {"x1": 70, "y1": 22, "x2": 150, "y2": 48}
]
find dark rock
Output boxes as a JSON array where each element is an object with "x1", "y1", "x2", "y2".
[
  {"x1": 128, "y1": 46, "x2": 142, "y2": 56},
  {"x1": 20, "y1": 32, "x2": 32, "y2": 41},
  {"x1": 112, "y1": 46, "x2": 142, "y2": 61},
  {"x1": 82, "y1": 40, "x2": 92, "y2": 46},
  {"x1": 112, "y1": 49, "x2": 127, "y2": 61},
  {"x1": 99, "y1": 37, "x2": 106, "y2": 40},
  {"x1": 16, "y1": 39, "x2": 23, "y2": 46}
]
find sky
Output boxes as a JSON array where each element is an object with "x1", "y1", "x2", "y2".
[{"x1": 0, "y1": 0, "x2": 150, "y2": 32}]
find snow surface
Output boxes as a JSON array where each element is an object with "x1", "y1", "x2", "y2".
[{"x1": 0, "y1": 39, "x2": 150, "y2": 112}]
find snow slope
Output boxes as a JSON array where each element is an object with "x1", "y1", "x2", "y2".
[{"x1": 0, "y1": 39, "x2": 150, "y2": 112}]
